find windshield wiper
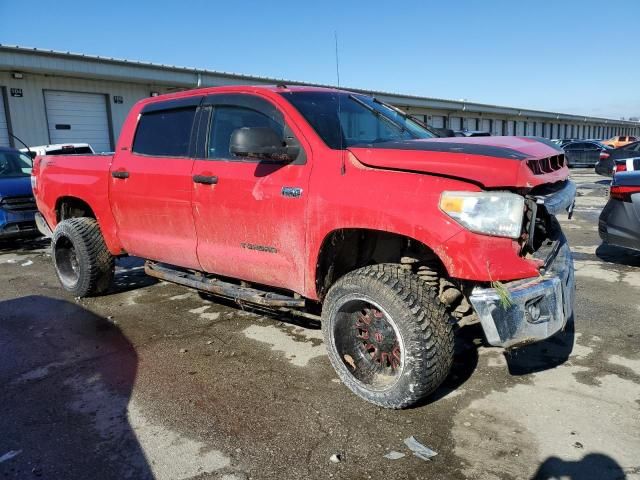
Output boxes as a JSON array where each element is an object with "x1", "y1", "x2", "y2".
[{"x1": 348, "y1": 94, "x2": 406, "y2": 134}]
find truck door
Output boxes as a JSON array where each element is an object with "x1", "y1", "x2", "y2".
[
  {"x1": 191, "y1": 93, "x2": 311, "y2": 293},
  {"x1": 109, "y1": 98, "x2": 201, "y2": 269}
]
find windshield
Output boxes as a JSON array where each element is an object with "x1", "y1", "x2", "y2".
[
  {"x1": 0, "y1": 151, "x2": 33, "y2": 177},
  {"x1": 280, "y1": 91, "x2": 436, "y2": 149}
]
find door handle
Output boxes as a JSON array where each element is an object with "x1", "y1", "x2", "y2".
[
  {"x1": 111, "y1": 170, "x2": 130, "y2": 179},
  {"x1": 193, "y1": 174, "x2": 218, "y2": 185}
]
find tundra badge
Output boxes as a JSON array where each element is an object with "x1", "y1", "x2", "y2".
[{"x1": 281, "y1": 187, "x2": 302, "y2": 198}]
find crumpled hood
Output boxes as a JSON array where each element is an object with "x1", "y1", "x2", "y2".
[
  {"x1": 0, "y1": 176, "x2": 33, "y2": 198},
  {"x1": 348, "y1": 136, "x2": 569, "y2": 189}
]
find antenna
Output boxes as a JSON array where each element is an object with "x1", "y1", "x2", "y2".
[
  {"x1": 335, "y1": 31, "x2": 346, "y2": 175},
  {"x1": 334, "y1": 31, "x2": 341, "y2": 88}
]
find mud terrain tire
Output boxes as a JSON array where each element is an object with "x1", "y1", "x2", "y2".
[
  {"x1": 322, "y1": 264, "x2": 454, "y2": 409},
  {"x1": 52, "y1": 217, "x2": 115, "y2": 297}
]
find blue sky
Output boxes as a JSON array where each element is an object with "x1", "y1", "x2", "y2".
[{"x1": 1, "y1": 0, "x2": 638, "y2": 119}]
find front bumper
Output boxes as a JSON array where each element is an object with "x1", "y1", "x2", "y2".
[{"x1": 469, "y1": 235, "x2": 575, "y2": 348}]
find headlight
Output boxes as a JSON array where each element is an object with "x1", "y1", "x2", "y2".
[{"x1": 439, "y1": 191, "x2": 524, "y2": 239}]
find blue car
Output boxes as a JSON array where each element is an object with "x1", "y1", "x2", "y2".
[{"x1": 0, "y1": 147, "x2": 39, "y2": 241}]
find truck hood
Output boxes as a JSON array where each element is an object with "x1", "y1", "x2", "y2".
[
  {"x1": 348, "y1": 136, "x2": 568, "y2": 189},
  {"x1": 0, "y1": 176, "x2": 33, "y2": 198}
]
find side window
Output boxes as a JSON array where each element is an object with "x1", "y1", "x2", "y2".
[
  {"x1": 133, "y1": 107, "x2": 196, "y2": 157},
  {"x1": 208, "y1": 106, "x2": 284, "y2": 160}
]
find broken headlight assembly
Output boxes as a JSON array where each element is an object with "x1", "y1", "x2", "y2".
[{"x1": 439, "y1": 191, "x2": 524, "y2": 239}]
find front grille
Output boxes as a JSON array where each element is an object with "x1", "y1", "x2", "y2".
[
  {"x1": 0, "y1": 195, "x2": 37, "y2": 211},
  {"x1": 527, "y1": 154, "x2": 566, "y2": 175}
]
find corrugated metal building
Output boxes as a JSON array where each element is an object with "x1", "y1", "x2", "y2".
[{"x1": 1, "y1": 45, "x2": 638, "y2": 151}]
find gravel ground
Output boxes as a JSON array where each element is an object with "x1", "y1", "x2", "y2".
[{"x1": 1, "y1": 169, "x2": 638, "y2": 480}]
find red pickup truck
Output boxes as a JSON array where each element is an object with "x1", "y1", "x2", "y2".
[{"x1": 32, "y1": 85, "x2": 576, "y2": 408}]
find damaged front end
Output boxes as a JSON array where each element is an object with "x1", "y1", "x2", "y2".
[{"x1": 469, "y1": 180, "x2": 576, "y2": 348}]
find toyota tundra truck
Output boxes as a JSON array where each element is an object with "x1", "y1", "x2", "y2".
[{"x1": 32, "y1": 86, "x2": 576, "y2": 409}]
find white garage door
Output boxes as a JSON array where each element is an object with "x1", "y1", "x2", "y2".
[
  {"x1": 0, "y1": 90, "x2": 9, "y2": 147},
  {"x1": 430, "y1": 115, "x2": 445, "y2": 128},
  {"x1": 493, "y1": 119, "x2": 503, "y2": 135},
  {"x1": 44, "y1": 91, "x2": 111, "y2": 153},
  {"x1": 516, "y1": 121, "x2": 525, "y2": 136},
  {"x1": 465, "y1": 118, "x2": 477, "y2": 130},
  {"x1": 481, "y1": 119, "x2": 491, "y2": 133},
  {"x1": 449, "y1": 117, "x2": 462, "y2": 130}
]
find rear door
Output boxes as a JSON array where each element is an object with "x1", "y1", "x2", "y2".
[
  {"x1": 191, "y1": 93, "x2": 311, "y2": 293},
  {"x1": 109, "y1": 97, "x2": 201, "y2": 269}
]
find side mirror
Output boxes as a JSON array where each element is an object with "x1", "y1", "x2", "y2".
[{"x1": 230, "y1": 127, "x2": 299, "y2": 162}]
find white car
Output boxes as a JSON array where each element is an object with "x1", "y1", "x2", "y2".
[{"x1": 20, "y1": 143, "x2": 95, "y2": 158}]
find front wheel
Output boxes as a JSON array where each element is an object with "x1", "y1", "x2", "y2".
[
  {"x1": 51, "y1": 217, "x2": 115, "y2": 297},
  {"x1": 322, "y1": 264, "x2": 454, "y2": 409}
]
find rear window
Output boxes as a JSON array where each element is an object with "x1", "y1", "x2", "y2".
[{"x1": 132, "y1": 107, "x2": 196, "y2": 157}]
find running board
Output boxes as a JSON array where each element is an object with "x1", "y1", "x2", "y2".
[{"x1": 144, "y1": 261, "x2": 306, "y2": 308}]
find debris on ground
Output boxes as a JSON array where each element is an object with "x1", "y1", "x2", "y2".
[
  {"x1": 329, "y1": 453, "x2": 342, "y2": 463},
  {"x1": 179, "y1": 348, "x2": 188, "y2": 353},
  {"x1": 21, "y1": 260, "x2": 33, "y2": 267},
  {"x1": 0, "y1": 450, "x2": 22, "y2": 463},
  {"x1": 404, "y1": 436, "x2": 437, "y2": 461},
  {"x1": 383, "y1": 451, "x2": 406, "y2": 460}
]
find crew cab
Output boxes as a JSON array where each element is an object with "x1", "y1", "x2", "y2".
[{"x1": 32, "y1": 86, "x2": 576, "y2": 408}]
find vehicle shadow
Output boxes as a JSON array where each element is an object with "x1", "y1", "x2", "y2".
[
  {"x1": 111, "y1": 256, "x2": 158, "y2": 294},
  {"x1": 504, "y1": 314, "x2": 575, "y2": 375},
  {"x1": 532, "y1": 453, "x2": 628, "y2": 480},
  {"x1": 0, "y1": 295, "x2": 153, "y2": 479},
  {"x1": 595, "y1": 243, "x2": 640, "y2": 267},
  {"x1": 410, "y1": 322, "x2": 481, "y2": 408}
]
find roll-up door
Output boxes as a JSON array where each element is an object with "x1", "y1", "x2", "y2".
[
  {"x1": 449, "y1": 117, "x2": 462, "y2": 130},
  {"x1": 493, "y1": 119, "x2": 503, "y2": 135},
  {"x1": 44, "y1": 90, "x2": 112, "y2": 153},
  {"x1": 430, "y1": 115, "x2": 445, "y2": 128},
  {"x1": 480, "y1": 119, "x2": 491, "y2": 132},
  {"x1": 516, "y1": 121, "x2": 525, "y2": 136}
]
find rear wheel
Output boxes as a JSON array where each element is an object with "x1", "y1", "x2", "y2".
[
  {"x1": 322, "y1": 264, "x2": 454, "y2": 409},
  {"x1": 52, "y1": 217, "x2": 114, "y2": 297}
]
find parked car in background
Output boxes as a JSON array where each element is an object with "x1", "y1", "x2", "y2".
[
  {"x1": 595, "y1": 141, "x2": 640, "y2": 176},
  {"x1": 602, "y1": 135, "x2": 638, "y2": 149},
  {"x1": 551, "y1": 138, "x2": 578, "y2": 148},
  {"x1": 0, "y1": 147, "x2": 38, "y2": 241},
  {"x1": 454, "y1": 130, "x2": 491, "y2": 137},
  {"x1": 563, "y1": 140, "x2": 612, "y2": 167},
  {"x1": 20, "y1": 143, "x2": 95, "y2": 158},
  {"x1": 599, "y1": 171, "x2": 640, "y2": 252}
]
